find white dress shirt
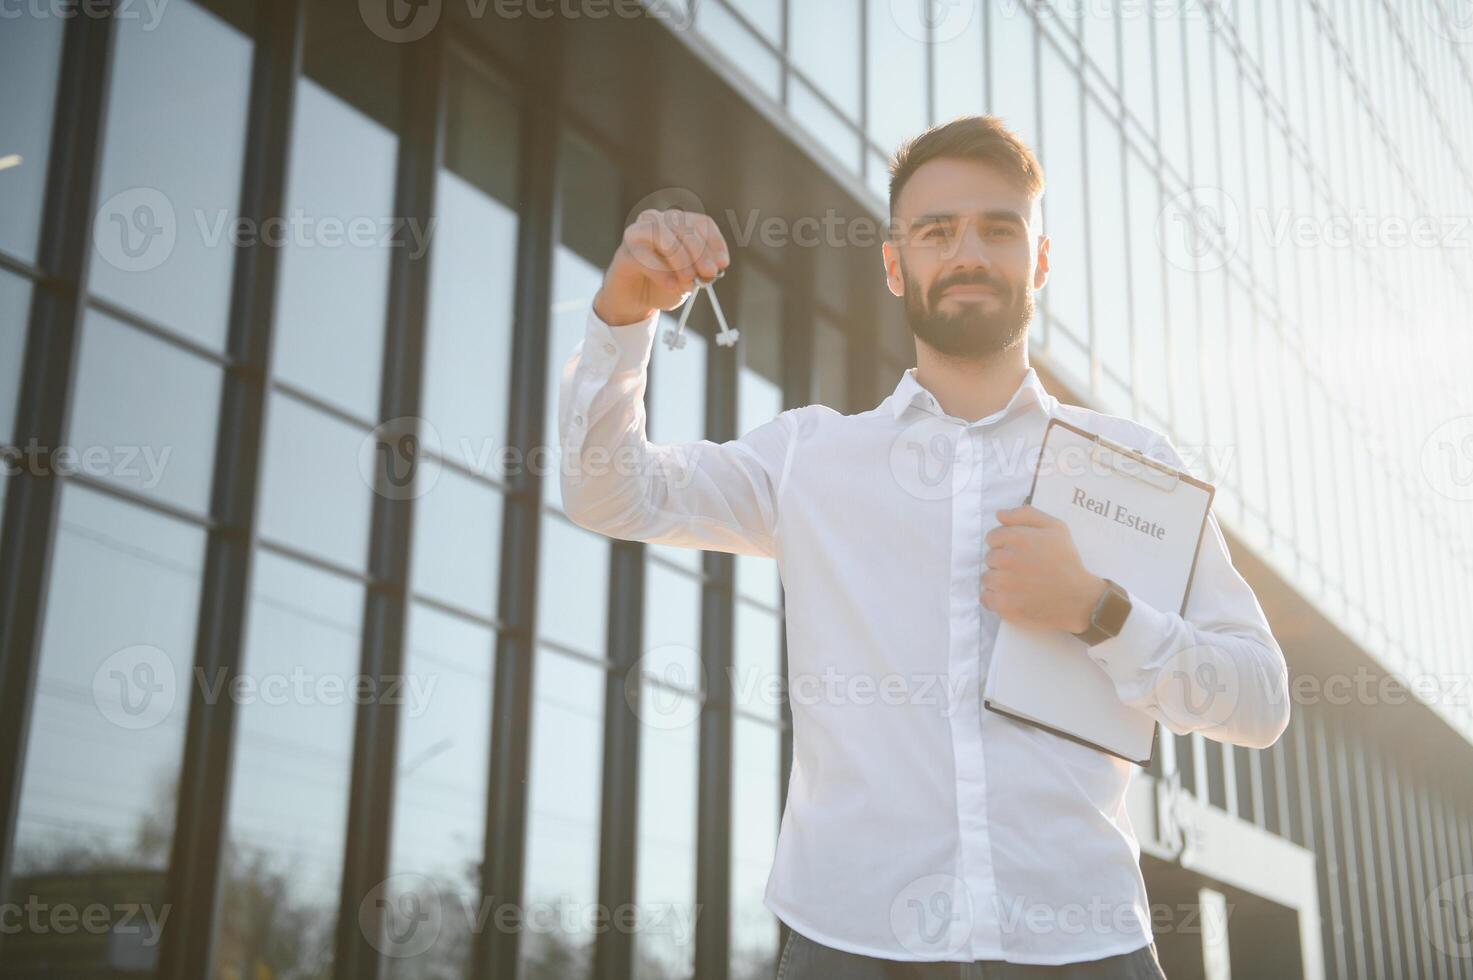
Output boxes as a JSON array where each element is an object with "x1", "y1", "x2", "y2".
[{"x1": 558, "y1": 306, "x2": 1290, "y2": 965}]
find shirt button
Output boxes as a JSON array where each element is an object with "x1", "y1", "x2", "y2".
[
  {"x1": 603, "y1": 343, "x2": 616, "y2": 354},
  {"x1": 573, "y1": 414, "x2": 584, "y2": 426}
]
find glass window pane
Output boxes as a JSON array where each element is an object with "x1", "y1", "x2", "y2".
[
  {"x1": 644, "y1": 562, "x2": 702, "y2": 667},
  {"x1": 812, "y1": 316, "x2": 847, "y2": 410},
  {"x1": 382, "y1": 601, "x2": 494, "y2": 977},
  {"x1": 1154, "y1": 8, "x2": 1190, "y2": 179},
  {"x1": 696, "y1": 1, "x2": 781, "y2": 100},
  {"x1": 536, "y1": 515, "x2": 609, "y2": 657},
  {"x1": 8, "y1": 483, "x2": 204, "y2": 968},
  {"x1": 1081, "y1": 5, "x2": 1117, "y2": 86},
  {"x1": 1085, "y1": 100, "x2": 1130, "y2": 407},
  {"x1": 932, "y1": 2, "x2": 985, "y2": 125},
  {"x1": 1119, "y1": 6, "x2": 1152, "y2": 135},
  {"x1": 0, "y1": 272, "x2": 27, "y2": 533},
  {"x1": 214, "y1": 550, "x2": 365, "y2": 978},
  {"x1": 1, "y1": 270, "x2": 31, "y2": 444},
  {"x1": 866, "y1": 0, "x2": 926, "y2": 155},
  {"x1": 422, "y1": 64, "x2": 519, "y2": 479},
  {"x1": 790, "y1": 81, "x2": 863, "y2": 173},
  {"x1": 730, "y1": 716, "x2": 781, "y2": 980},
  {"x1": 1039, "y1": 43, "x2": 1089, "y2": 363},
  {"x1": 271, "y1": 77, "x2": 397, "y2": 419},
  {"x1": 257, "y1": 393, "x2": 374, "y2": 570},
  {"x1": 792, "y1": 0, "x2": 861, "y2": 120},
  {"x1": 734, "y1": 602, "x2": 782, "y2": 722},
  {"x1": 0, "y1": 12, "x2": 64, "y2": 265},
  {"x1": 87, "y1": 0, "x2": 252, "y2": 350},
  {"x1": 988, "y1": 3, "x2": 1037, "y2": 150},
  {"x1": 1126, "y1": 149, "x2": 1169, "y2": 421},
  {"x1": 632, "y1": 689, "x2": 699, "y2": 979},
  {"x1": 411, "y1": 467, "x2": 503, "y2": 619},
  {"x1": 520, "y1": 649, "x2": 605, "y2": 979},
  {"x1": 67, "y1": 311, "x2": 222, "y2": 515}
]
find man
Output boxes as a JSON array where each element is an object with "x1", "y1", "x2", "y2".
[{"x1": 558, "y1": 116, "x2": 1289, "y2": 979}]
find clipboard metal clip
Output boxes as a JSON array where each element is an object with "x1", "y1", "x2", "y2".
[{"x1": 1086, "y1": 434, "x2": 1182, "y2": 493}]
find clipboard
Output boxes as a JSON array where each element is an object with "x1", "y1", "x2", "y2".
[{"x1": 982, "y1": 418, "x2": 1216, "y2": 767}]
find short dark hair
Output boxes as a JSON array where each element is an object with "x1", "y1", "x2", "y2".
[{"x1": 888, "y1": 115, "x2": 1045, "y2": 219}]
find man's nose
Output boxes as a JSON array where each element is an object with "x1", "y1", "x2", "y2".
[{"x1": 944, "y1": 222, "x2": 994, "y2": 270}]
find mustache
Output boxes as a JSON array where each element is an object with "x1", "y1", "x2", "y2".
[{"x1": 928, "y1": 272, "x2": 1008, "y2": 307}]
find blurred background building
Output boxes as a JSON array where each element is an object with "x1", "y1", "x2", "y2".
[{"x1": 0, "y1": 0, "x2": 1471, "y2": 978}]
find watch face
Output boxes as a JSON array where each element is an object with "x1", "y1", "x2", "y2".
[{"x1": 1098, "y1": 582, "x2": 1132, "y2": 635}]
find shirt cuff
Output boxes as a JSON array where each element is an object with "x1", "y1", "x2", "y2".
[
  {"x1": 587, "y1": 305, "x2": 660, "y2": 374},
  {"x1": 1081, "y1": 586, "x2": 1172, "y2": 693}
]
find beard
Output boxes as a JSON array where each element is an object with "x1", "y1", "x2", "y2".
[{"x1": 902, "y1": 263, "x2": 1034, "y2": 359}]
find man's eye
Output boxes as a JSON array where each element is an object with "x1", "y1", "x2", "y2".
[{"x1": 988, "y1": 226, "x2": 1016, "y2": 239}]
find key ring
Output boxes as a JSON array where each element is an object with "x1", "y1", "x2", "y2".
[{"x1": 663, "y1": 268, "x2": 740, "y2": 351}]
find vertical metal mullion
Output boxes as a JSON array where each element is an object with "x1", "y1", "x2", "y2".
[
  {"x1": 332, "y1": 29, "x2": 445, "y2": 980},
  {"x1": 479, "y1": 17, "x2": 563, "y2": 980},
  {"x1": 694, "y1": 316, "x2": 738, "y2": 980},
  {"x1": 593, "y1": 545, "x2": 645, "y2": 980},
  {"x1": 0, "y1": 0, "x2": 116, "y2": 927},
  {"x1": 158, "y1": 0, "x2": 304, "y2": 976}
]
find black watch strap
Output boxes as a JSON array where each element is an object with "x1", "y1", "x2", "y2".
[{"x1": 1074, "y1": 578, "x2": 1131, "y2": 646}]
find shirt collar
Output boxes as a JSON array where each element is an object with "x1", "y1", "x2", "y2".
[{"x1": 886, "y1": 365, "x2": 1055, "y2": 424}]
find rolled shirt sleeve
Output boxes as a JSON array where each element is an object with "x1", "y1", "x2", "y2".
[
  {"x1": 1081, "y1": 434, "x2": 1292, "y2": 750},
  {"x1": 557, "y1": 305, "x2": 796, "y2": 558}
]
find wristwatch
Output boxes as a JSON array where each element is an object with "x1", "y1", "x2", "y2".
[{"x1": 1073, "y1": 578, "x2": 1132, "y2": 646}]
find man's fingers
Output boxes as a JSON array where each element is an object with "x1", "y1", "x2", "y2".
[
  {"x1": 623, "y1": 239, "x2": 685, "y2": 295},
  {"x1": 670, "y1": 212, "x2": 726, "y2": 280},
  {"x1": 995, "y1": 504, "x2": 1058, "y2": 528},
  {"x1": 629, "y1": 210, "x2": 700, "y2": 286}
]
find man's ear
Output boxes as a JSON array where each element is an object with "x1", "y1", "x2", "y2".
[
  {"x1": 1033, "y1": 233, "x2": 1051, "y2": 291},
  {"x1": 882, "y1": 239, "x2": 904, "y2": 297}
]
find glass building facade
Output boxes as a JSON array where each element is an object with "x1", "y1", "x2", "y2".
[{"x1": 0, "y1": 1, "x2": 1469, "y2": 979}]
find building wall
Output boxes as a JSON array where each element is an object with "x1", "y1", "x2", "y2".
[{"x1": 0, "y1": 2, "x2": 1469, "y2": 980}]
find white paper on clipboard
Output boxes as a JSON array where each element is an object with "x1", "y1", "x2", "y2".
[{"x1": 982, "y1": 418, "x2": 1215, "y2": 766}]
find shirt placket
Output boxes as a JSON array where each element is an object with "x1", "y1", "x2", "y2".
[{"x1": 946, "y1": 420, "x2": 1003, "y2": 958}]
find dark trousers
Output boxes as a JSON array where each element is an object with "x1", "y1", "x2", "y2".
[{"x1": 775, "y1": 928, "x2": 1169, "y2": 980}]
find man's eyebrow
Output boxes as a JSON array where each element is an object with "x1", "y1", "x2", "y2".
[{"x1": 909, "y1": 209, "x2": 1029, "y2": 228}]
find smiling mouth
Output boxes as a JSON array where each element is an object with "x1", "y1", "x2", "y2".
[{"x1": 942, "y1": 284, "x2": 997, "y2": 298}]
